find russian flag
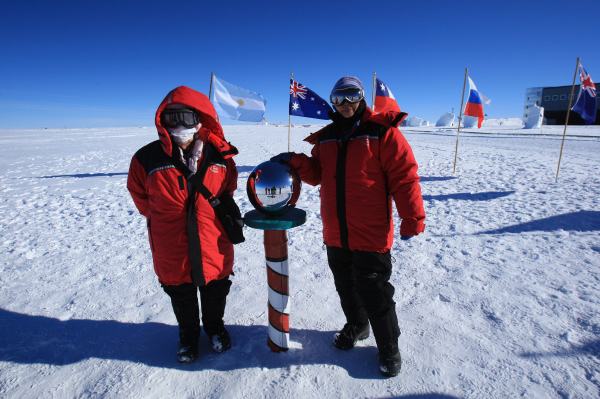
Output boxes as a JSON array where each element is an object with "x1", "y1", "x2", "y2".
[
  {"x1": 374, "y1": 78, "x2": 401, "y2": 114},
  {"x1": 464, "y1": 76, "x2": 485, "y2": 128}
]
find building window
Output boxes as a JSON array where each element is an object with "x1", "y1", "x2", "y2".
[
  {"x1": 560, "y1": 94, "x2": 567, "y2": 100},
  {"x1": 552, "y1": 95, "x2": 559, "y2": 101},
  {"x1": 544, "y1": 95, "x2": 551, "y2": 101}
]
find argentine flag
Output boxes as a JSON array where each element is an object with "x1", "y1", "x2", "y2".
[{"x1": 212, "y1": 75, "x2": 266, "y2": 122}]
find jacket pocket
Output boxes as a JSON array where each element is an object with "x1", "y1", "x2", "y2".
[{"x1": 147, "y1": 218, "x2": 155, "y2": 251}]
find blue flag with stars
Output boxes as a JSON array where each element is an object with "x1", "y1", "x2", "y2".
[
  {"x1": 289, "y1": 79, "x2": 332, "y2": 120},
  {"x1": 571, "y1": 63, "x2": 597, "y2": 124}
]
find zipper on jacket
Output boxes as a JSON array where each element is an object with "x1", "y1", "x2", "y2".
[
  {"x1": 335, "y1": 119, "x2": 361, "y2": 249},
  {"x1": 336, "y1": 139, "x2": 349, "y2": 249}
]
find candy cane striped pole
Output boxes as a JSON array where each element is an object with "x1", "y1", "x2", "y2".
[{"x1": 263, "y1": 230, "x2": 290, "y2": 352}]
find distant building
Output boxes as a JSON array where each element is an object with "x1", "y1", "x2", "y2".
[{"x1": 524, "y1": 85, "x2": 599, "y2": 125}]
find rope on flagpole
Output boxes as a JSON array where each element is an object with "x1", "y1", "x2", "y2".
[
  {"x1": 453, "y1": 67, "x2": 468, "y2": 175},
  {"x1": 288, "y1": 72, "x2": 294, "y2": 152},
  {"x1": 208, "y1": 72, "x2": 215, "y2": 102},
  {"x1": 372, "y1": 72, "x2": 376, "y2": 112},
  {"x1": 556, "y1": 57, "x2": 580, "y2": 182}
]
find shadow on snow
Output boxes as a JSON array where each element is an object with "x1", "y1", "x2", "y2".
[
  {"x1": 423, "y1": 191, "x2": 514, "y2": 202},
  {"x1": 479, "y1": 210, "x2": 600, "y2": 234},
  {"x1": 419, "y1": 176, "x2": 457, "y2": 183},
  {"x1": 520, "y1": 339, "x2": 600, "y2": 359},
  {"x1": 38, "y1": 172, "x2": 128, "y2": 178},
  {"x1": 0, "y1": 308, "x2": 433, "y2": 382},
  {"x1": 236, "y1": 165, "x2": 256, "y2": 174}
]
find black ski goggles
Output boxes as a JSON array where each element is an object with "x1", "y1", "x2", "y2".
[
  {"x1": 161, "y1": 108, "x2": 200, "y2": 128},
  {"x1": 330, "y1": 88, "x2": 364, "y2": 106}
]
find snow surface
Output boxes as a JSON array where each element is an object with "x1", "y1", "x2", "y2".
[{"x1": 0, "y1": 124, "x2": 599, "y2": 398}]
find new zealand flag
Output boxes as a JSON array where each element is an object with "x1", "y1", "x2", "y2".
[
  {"x1": 289, "y1": 80, "x2": 332, "y2": 120},
  {"x1": 571, "y1": 63, "x2": 597, "y2": 124}
]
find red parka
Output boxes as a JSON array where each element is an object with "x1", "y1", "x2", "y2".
[
  {"x1": 127, "y1": 86, "x2": 239, "y2": 286},
  {"x1": 289, "y1": 107, "x2": 425, "y2": 252}
]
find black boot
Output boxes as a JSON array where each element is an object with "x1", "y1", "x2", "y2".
[
  {"x1": 378, "y1": 344, "x2": 402, "y2": 377},
  {"x1": 200, "y1": 278, "x2": 232, "y2": 353},
  {"x1": 333, "y1": 322, "x2": 370, "y2": 350},
  {"x1": 209, "y1": 327, "x2": 231, "y2": 353},
  {"x1": 177, "y1": 342, "x2": 199, "y2": 363}
]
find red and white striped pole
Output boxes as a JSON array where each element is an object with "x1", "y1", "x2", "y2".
[{"x1": 264, "y1": 230, "x2": 290, "y2": 352}]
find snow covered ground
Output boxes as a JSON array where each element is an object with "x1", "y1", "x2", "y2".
[{"x1": 0, "y1": 124, "x2": 599, "y2": 398}]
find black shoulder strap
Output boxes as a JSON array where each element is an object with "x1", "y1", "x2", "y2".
[{"x1": 186, "y1": 145, "x2": 222, "y2": 206}]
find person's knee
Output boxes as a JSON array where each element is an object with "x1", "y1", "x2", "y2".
[{"x1": 356, "y1": 279, "x2": 395, "y2": 309}]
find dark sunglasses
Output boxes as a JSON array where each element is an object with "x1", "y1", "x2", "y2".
[
  {"x1": 161, "y1": 109, "x2": 200, "y2": 128},
  {"x1": 330, "y1": 88, "x2": 364, "y2": 106}
]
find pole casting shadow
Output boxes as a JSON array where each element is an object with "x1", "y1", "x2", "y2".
[
  {"x1": 479, "y1": 210, "x2": 600, "y2": 234},
  {"x1": 423, "y1": 191, "x2": 514, "y2": 202}
]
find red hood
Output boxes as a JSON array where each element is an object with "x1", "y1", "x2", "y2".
[
  {"x1": 155, "y1": 86, "x2": 236, "y2": 158},
  {"x1": 304, "y1": 107, "x2": 408, "y2": 145}
]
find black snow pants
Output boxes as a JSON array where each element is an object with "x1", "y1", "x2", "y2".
[
  {"x1": 162, "y1": 277, "x2": 232, "y2": 347},
  {"x1": 326, "y1": 246, "x2": 400, "y2": 350}
]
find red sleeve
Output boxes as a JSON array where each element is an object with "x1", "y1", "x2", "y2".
[
  {"x1": 127, "y1": 156, "x2": 149, "y2": 217},
  {"x1": 224, "y1": 158, "x2": 238, "y2": 196},
  {"x1": 380, "y1": 127, "x2": 426, "y2": 236},
  {"x1": 288, "y1": 144, "x2": 321, "y2": 186}
]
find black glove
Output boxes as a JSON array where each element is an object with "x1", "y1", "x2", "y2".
[
  {"x1": 270, "y1": 152, "x2": 293, "y2": 164},
  {"x1": 400, "y1": 235, "x2": 413, "y2": 241}
]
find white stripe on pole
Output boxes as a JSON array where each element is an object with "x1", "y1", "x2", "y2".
[
  {"x1": 268, "y1": 326, "x2": 289, "y2": 348},
  {"x1": 266, "y1": 259, "x2": 289, "y2": 275},
  {"x1": 268, "y1": 288, "x2": 290, "y2": 314}
]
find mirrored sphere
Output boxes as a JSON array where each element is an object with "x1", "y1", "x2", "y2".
[{"x1": 246, "y1": 161, "x2": 301, "y2": 215}]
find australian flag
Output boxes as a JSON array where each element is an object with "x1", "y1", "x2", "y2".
[
  {"x1": 289, "y1": 80, "x2": 332, "y2": 120},
  {"x1": 571, "y1": 63, "x2": 597, "y2": 124}
]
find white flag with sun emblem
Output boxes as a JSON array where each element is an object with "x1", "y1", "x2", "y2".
[{"x1": 212, "y1": 75, "x2": 267, "y2": 122}]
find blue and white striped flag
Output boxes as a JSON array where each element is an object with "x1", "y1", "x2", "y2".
[{"x1": 211, "y1": 75, "x2": 267, "y2": 122}]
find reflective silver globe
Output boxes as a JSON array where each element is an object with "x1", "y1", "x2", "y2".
[{"x1": 246, "y1": 161, "x2": 301, "y2": 216}]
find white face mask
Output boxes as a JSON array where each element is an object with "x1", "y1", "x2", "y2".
[{"x1": 168, "y1": 126, "x2": 197, "y2": 146}]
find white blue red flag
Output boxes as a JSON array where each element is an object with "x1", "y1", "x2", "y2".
[
  {"x1": 374, "y1": 78, "x2": 400, "y2": 113},
  {"x1": 464, "y1": 76, "x2": 485, "y2": 128},
  {"x1": 571, "y1": 62, "x2": 597, "y2": 124},
  {"x1": 289, "y1": 80, "x2": 332, "y2": 120}
]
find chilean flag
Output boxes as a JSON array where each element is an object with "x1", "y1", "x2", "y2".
[
  {"x1": 464, "y1": 76, "x2": 485, "y2": 128},
  {"x1": 374, "y1": 78, "x2": 401, "y2": 113}
]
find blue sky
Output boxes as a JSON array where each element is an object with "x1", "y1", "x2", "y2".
[{"x1": 1, "y1": 0, "x2": 599, "y2": 128}]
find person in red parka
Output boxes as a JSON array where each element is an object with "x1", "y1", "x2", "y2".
[
  {"x1": 127, "y1": 86, "x2": 240, "y2": 363},
  {"x1": 271, "y1": 76, "x2": 425, "y2": 377}
]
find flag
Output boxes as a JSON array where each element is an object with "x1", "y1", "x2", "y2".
[
  {"x1": 289, "y1": 80, "x2": 332, "y2": 120},
  {"x1": 211, "y1": 75, "x2": 266, "y2": 122},
  {"x1": 464, "y1": 76, "x2": 485, "y2": 128},
  {"x1": 571, "y1": 63, "x2": 597, "y2": 124},
  {"x1": 374, "y1": 78, "x2": 400, "y2": 113}
]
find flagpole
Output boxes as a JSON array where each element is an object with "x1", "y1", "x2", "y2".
[
  {"x1": 288, "y1": 72, "x2": 294, "y2": 152},
  {"x1": 453, "y1": 67, "x2": 468, "y2": 175},
  {"x1": 555, "y1": 57, "x2": 580, "y2": 182},
  {"x1": 372, "y1": 72, "x2": 376, "y2": 112},
  {"x1": 208, "y1": 72, "x2": 215, "y2": 101}
]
